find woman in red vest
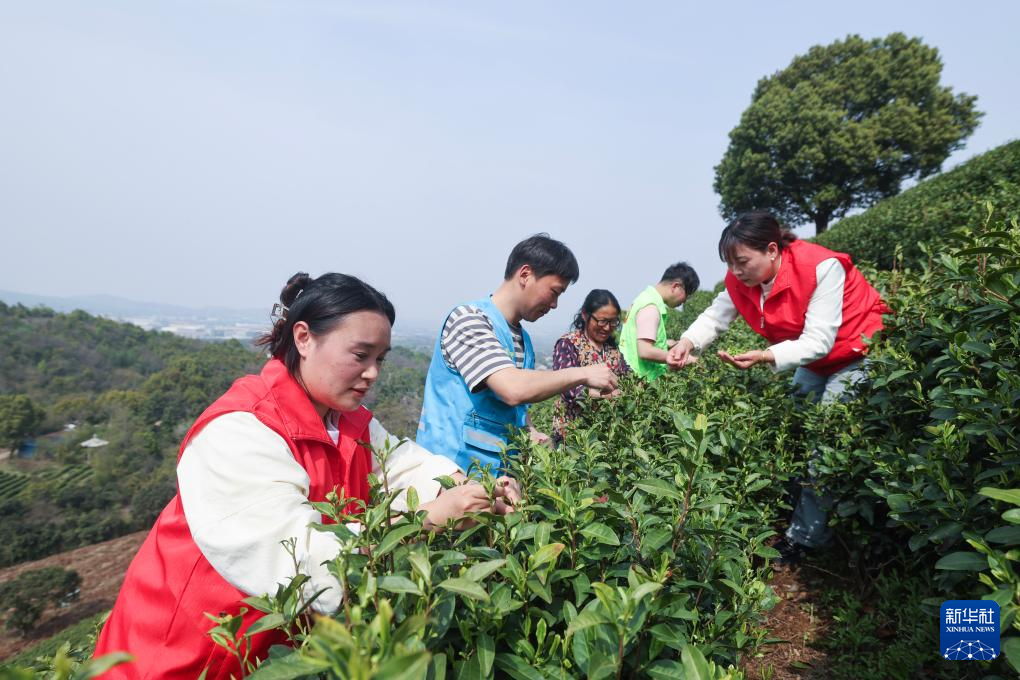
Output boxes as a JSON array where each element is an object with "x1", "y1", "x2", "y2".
[
  {"x1": 667, "y1": 211, "x2": 889, "y2": 561},
  {"x1": 94, "y1": 272, "x2": 521, "y2": 679}
]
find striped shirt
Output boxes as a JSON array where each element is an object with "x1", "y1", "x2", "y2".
[{"x1": 440, "y1": 304, "x2": 525, "y2": 393}]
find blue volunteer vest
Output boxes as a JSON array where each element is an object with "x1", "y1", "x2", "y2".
[{"x1": 417, "y1": 297, "x2": 535, "y2": 474}]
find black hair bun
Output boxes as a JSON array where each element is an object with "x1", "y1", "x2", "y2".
[{"x1": 281, "y1": 272, "x2": 313, "y2": 306}]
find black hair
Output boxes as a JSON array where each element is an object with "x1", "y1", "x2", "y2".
[
  {"x1": 718, "y1": 211, "x2": 798, "y2": 263},
  {"x1": 255, "y1": 272, "x2": 396, "y2": 375},
  {"x1": 659, "y1": 262, "x2": 700, "y2": 296},
  {"x1": 503, "y1": 233, "x2": 580, "y2": 283},
  {"x1": 571, "y1": 289, "x2": 622, "y2": 346}
]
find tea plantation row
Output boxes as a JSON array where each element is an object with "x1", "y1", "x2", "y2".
[{"x1": 815, "y1": 138, "x2": 1020, "y2": 270}]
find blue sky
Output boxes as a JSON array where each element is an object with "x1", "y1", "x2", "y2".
[{"x1": 2, "y1": 1, "x2": 1017, "y2": 337}]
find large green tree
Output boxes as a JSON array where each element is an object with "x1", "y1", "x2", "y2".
[
  {"x1": 0, "y1": 394, "x2": 45, "y2": 453},
  {"x1": 714, "y1": 33, "x2": 981, "y2": 234}
]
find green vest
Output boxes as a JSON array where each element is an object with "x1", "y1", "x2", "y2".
[{"x1": 620, "y1": 285, "x2": 669, "y2": 381}]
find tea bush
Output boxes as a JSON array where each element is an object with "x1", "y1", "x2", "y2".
[
  {"x1": 815, "y1": 213, "x2": 1020, "y2": 672},
  {"x1": 815, "y1": 139, "x2": 1020, "y2": 270},
  {"x1": 0, "y1": 614, "x2": 131, "y2": 679},
  {"x1": 207, "y1": 409, "x2": 779, "y2": 679}
]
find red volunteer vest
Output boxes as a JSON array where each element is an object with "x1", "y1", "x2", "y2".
[
  {"x1": 93, "y1": 359, "x2": 372, "y2": 679},
  {"x1": 725, "y1": 240, "x2": 890, "y2": 375}
]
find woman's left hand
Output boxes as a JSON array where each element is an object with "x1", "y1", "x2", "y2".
[{"x1": 718, "y1": 349, "x2": 773, "y2": 370}]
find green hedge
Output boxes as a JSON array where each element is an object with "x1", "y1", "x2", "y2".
[{"x1": 815, "y1": 139, "x2": 1020, "y2": 269}]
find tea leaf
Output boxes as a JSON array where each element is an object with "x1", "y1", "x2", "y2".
[
  {"x1": 438, "y1": 577, "x2": 490, "y2": 602},
  {"x1": 579, "y1": 522, "x2": 620, "y2": 546},
  {"x1": 465, "y1": 559, "x2": 506, "y2": 582},
  {"x1": 529, "y1": 542, "x2": 565, "y2": 569},
  {"x1": 375, "y1": 651, "x2": 432, "y2": 680},
  {"x1": 377, "y1": 575, "x2": 422, "y2": 596},
  {"x1": 374, "y1": 523, "x2": 421, "y2": 557},
  {"x1": 633, "y1": 478, "x2": 683, "y2": 501},
  {"x1": 934, "y1": 552, "x2": 989, "y2": 571},
  {"x1": 979, "y1": 487, "x2": 1020, "y2": 506},
  {"x1": 493, "y1": 653, "x2": 545, "y2": 680}
]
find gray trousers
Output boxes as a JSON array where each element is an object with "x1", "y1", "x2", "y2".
[{"x1": 785, "y1": 360, "x2": 868, "y2": 548}]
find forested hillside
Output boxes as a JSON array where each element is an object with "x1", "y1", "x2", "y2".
[
  {"x1": 0, "y1": 304, "x2": 264, "y2": 568},
  {"x1": 0, "y1": 304, "x2": 254, "y2": 403},
  {"x1": 363, "y1": 346, "x2": 430, "y2": 440},
  {"x1": 0, "y1": 304, "x2": 431, "y2": 571}
]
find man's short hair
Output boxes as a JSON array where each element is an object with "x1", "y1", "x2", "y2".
[
  {"x1": 660, "y1": 262, "x2": 699, "y2": 295},
  {"x1": 504, "y1": 234, "x2": 580, "y2": 283}
]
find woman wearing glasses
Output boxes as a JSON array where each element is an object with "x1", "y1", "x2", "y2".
[{"x1": 550, "y1": 289, "x2": 630, "y2": 444}]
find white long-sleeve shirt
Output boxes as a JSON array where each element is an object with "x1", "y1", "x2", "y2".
[
  {"x1": 177, "y1": 412, "x2": 461, "y2": 614},
  {"x1": 681, "y1": 258, "x2": 845, "y2": 372}
]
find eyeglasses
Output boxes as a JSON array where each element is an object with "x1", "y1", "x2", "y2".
[{"x1": 590, "y1": 316, "x2": 620, "y2": 329}]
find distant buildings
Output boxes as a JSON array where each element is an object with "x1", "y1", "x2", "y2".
[{"x1": 122, "y1": 317, "x2": 265, "y2": 341}]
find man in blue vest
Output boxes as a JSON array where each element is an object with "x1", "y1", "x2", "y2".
[{"x1": 417, "y1": 234, "x2": 619, "y2": 475}]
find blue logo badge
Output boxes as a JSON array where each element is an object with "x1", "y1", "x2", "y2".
[{"x1": 941, "y1": 600, "x2": 1000, "y2": 661}]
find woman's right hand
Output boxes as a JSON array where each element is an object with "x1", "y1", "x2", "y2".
[{"x1": 667, "y1": 337, "x2": 697, "y2": 369}]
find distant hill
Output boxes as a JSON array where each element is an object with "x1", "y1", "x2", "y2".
[
  {"x1": 0, "y1": 302, "x2": 260, "y2": 402},
  {"x1": 0, "y1": 289, "x2": 461, "y2": 349},
  {"x1": 0, "y1": 302, "x2": 264, "y2": 569},
  {"x1": 0, "y1": 289, "x2": 263, "y2": 323},
  {"x1": 362, "y1": 346, "x2": 430, "y2": 439},
  {"x1": 0, "y1": 302, "x2": 430, "y2": 571}
]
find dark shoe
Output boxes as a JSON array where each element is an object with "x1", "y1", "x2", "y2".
[{"x1": 774, "y1": 537, "x2": 807, "y2": 566}]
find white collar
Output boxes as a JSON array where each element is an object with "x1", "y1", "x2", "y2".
[{"x1": 324, "y1": 409, "x2": 341, "y2": 445}]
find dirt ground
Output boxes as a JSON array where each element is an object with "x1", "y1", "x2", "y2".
[
  {"x1": 741, "y1": 562, "x2": 834, "y2": 680},
  {"x1": 0, "y1": 531, "x2": 147, "y2": 661}
]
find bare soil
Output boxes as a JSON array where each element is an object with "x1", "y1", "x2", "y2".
[
  {"x1": 742, "y1": 563, "x2": 833, "y2": 679},
  {"x1": 0, "y1": 530, "x2": 147, "y2": 661}
]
